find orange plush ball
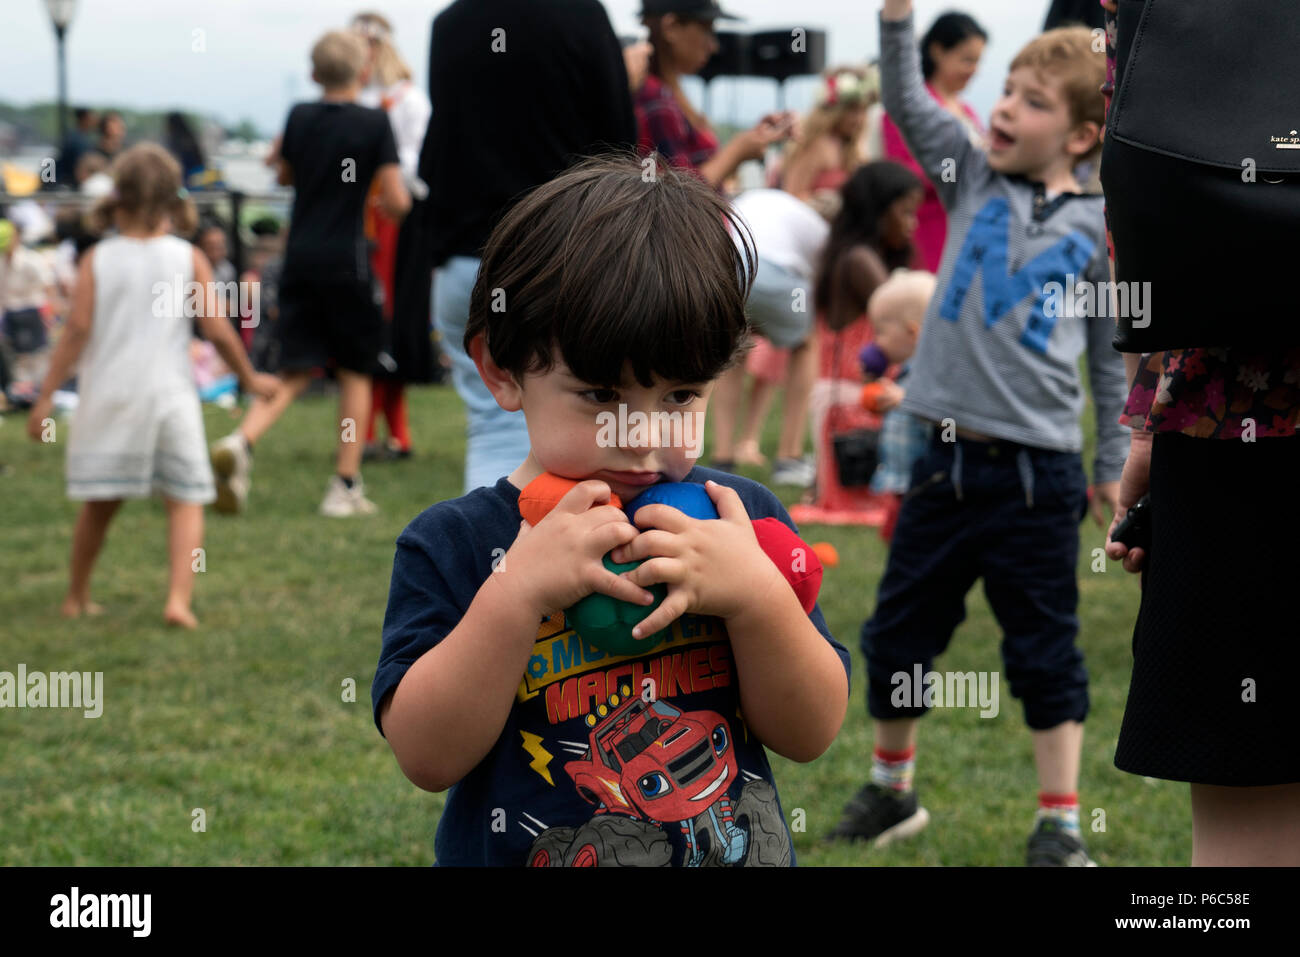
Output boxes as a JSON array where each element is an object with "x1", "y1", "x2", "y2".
[
  {"x1": 518, "y1": 472, "x2": 623, "y2": 526},
  {"x1": 811, "y1": 541, "x2": 839, "y2": 568}
]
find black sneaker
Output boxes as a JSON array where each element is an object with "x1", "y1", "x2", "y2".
[
  {"x1": 826, "y1": 781, "x2": 930, "y2": 847},
  {"x1": 1026, "y1": 817, "x2": 1097, "y2": 866}
]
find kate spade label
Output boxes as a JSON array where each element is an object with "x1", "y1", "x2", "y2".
[{"x1": 1272, "y1": 129, "x2": 1300, "y2": 150}]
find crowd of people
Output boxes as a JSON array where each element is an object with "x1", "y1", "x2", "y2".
[{"x1": 8, "y1": 0, "x2": 1296, "y2": 868}]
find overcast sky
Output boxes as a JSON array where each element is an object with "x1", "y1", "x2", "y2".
[{"x1": 3, "y1": 1, "x2": 1059, "y2": 140}]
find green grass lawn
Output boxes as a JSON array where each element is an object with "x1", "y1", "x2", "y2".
[{"x1": 0, "y1": 380, "x2": 1189, "y2": 865}]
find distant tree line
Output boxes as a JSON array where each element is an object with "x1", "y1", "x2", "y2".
[{"x1": 0, "y1": 101, "x2": 263, "y2": 149}]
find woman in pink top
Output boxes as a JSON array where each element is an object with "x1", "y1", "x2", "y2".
[{"x1": 880, "y1": 10, "x2": 987, "y2": 273}]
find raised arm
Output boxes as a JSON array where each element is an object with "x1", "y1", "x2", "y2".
[{"x1": 879, "y1": 0, "x2": 985, "y2": 208}]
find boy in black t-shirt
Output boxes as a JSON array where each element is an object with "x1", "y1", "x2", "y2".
[
  {"x1": 372, "y1": 156, "x2": 850, "y2": 866},
  {"x1": 210, "y1": 30, "x2": 410, "y2": 517}
]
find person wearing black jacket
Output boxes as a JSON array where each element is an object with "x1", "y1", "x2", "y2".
[
  {"x1": 1043, "y1": 0, "x2": 1105, "y2": 31},
  {"x1": 410, "y1": 0, "x2": 637, "y2": 493}
]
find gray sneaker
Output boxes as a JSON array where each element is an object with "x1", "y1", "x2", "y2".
[
  {"x1": 319, "y1": 476, "x2": 378, "y2": 517},
  {"x1": 826, "y1": 781, "x2": 930, "y2": 847},
  {"x1": 1027, "y1": 817, "x2": 1097, "y2": 866},
  {"x1": 771, "y1": 455, "x2": 816, "y2": 488}
]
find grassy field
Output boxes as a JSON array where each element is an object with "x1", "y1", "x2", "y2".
[{"x1": 0, "y1": 380, "x2": 1190, "y2": 865}]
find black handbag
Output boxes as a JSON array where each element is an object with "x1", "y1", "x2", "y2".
[
  {"x1": 829, "y1": 333, "x2": 879, "y2": 487},
  {"x1": 1101, "y1": 0, "x2": 1300, "y2": 353}
]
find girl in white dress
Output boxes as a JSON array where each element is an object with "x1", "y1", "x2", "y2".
[{"x1": 28, "y1": 143, "x2": 278, "y2": 628}]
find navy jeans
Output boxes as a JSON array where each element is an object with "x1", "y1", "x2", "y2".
[{"x1": 861, "y1": 432, "x2": 1091, "y2": 730}]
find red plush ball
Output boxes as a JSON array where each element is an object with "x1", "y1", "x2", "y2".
[{"x1": 752, "y1": 517, "x2": 823, "y2": 613}]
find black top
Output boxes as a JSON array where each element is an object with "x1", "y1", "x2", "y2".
[
  {"x1": 280, "y1": 100, "x2": 399, "y2": 281},
  {"x1": 1043, "y1": 0, "x2": 1105, "y2": 30},
  {"x1": 57, "y1": 130, "x2": 94, "y2": 186},
  {"x1": 418, "y1": 0, "x2": 637, "y2": 266}
]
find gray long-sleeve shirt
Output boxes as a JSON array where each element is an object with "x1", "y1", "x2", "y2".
[{"x1": 881, "y1": 12, "x2": 1130, "y2": 483}]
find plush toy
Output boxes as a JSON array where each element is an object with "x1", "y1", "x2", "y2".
[
  {"x1": 518, "y1": 471, "x2": 622, "y2": 526},
  {"x1": 519, "y1": 473, "x2": 823, "y2": 656}
]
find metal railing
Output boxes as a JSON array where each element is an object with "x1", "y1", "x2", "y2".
[{"x1": 0, "y1": 189, "x2": 292, "y2": 275}]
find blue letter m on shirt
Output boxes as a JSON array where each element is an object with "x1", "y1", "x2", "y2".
[{"x1": 938, "y1": 197, "x2": 1096, "y2": 354}]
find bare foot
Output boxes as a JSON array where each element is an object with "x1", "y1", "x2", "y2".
[
  {"x1": 63, "y1": 597, "x2": 107, "y2": 618},
  {"x1": 734, "y1": 439, "x2": 767, "y2": 467},
  {"x1": 163, "y1": 604, "x2": 199, "y2": 629}
]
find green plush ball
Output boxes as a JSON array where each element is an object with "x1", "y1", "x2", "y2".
[{"x1": 566, "y1": 554, "x2": 670, "y2": 656}]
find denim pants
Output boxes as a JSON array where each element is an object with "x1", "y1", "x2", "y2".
[
  {"x1": 433, "y1": 255, "x2": 531, "y2": 493},
  {"x1": 861, "y1": 432, "x2": 1091, "y2": 730}
]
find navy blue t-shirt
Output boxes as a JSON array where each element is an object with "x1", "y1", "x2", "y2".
[{"x1": 372, "y1": 466, "x2": 850, "y2": 867}]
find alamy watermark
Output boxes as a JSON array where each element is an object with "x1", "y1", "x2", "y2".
[
  {"x1": 50, "y1": 887, "x2": 150, "y2": 936},
  {"x1": 891, "y1": 666, "x2": 999, "y2": 718},
  {"x1": 0, "y1": 664, "x2": 103, "y2": 718},
  {"x1": 1043, "y1": 274, "x2": 1151, "y2": 328},
  {"x1": 595, "y1": 404, "x2": 703, "y2": 460},
  {"x1": 152, "y1": 275, "x2": 260, "y2": 328}
]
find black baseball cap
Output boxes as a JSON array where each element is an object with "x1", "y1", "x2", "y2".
[{"x1": 639, "y1": 0, "x2": 745, "y2": 22}]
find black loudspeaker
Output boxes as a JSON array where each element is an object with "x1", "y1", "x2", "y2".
[
  {"x1": 698, "y1": 31, "x2": 750, "y2": 83},
  {"x1": 747, "y1": 28, "x2": 827, "y2": 82}
]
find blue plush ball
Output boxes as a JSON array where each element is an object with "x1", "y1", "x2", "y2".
[{"x1": 623, "y1": 482, "x2": 719, "y2": 524}]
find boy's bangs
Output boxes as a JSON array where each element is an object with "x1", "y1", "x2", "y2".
[
  {"x1": 469, "y1": 155, "x2": 758, "y2": 388},
  {"x1": 547, "y1": 226, "x2": 753, "y2": 389},
  {"x1": 538, "y1": 191, "x2": 755, "y2": 388}
]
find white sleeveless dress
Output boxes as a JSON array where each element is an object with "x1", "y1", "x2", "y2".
[{"x1": 66, "y1": 235, "x2": 216, "y2": 503}]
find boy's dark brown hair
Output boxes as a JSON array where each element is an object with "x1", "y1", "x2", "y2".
[{"x1": 466, "y1": 153, "x2": 757, "y2": 391}]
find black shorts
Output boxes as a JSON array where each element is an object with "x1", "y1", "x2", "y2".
[
  {"x1": 1114, "y1": 432, "x2": 1300, "y2": 786},
  {"x1": 277, "y1": 276, "x2": 383, "y2": 375}
]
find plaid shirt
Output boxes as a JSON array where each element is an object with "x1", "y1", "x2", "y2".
[
  {"x1": 635, "y1": 74, "x2": 718, "y2": 173},
  {"x1": 870, "y1": 366, "x2": 934, "y2": 494}
]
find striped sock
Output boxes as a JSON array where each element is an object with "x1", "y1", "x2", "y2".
[
  {"x1": 870, "y1": 745, "x2": 915, "y2": 793},
  {"x1": 1036, "y1": 792, "x2": 1081, "y2": 835}
]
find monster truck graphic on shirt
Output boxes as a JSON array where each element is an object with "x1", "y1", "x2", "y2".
[{"x1": 526, "y1": 685, "x2": 792, "y2": 867}]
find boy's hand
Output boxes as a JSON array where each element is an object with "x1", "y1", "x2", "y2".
[
  {"x1": 623, "y1": 41, "x2": 652, "y2": 93},
  {"x1": 876, "y1": 379, "x2": 905, "y2": 412},
  {"x1": 882, "y1": 0, "x2": 913, "y2": 21},
  {"x1": 613, "y1": 480, "x2": 778, "y2": 637},
  {"x1": 1089, "y1": 480, "x2": 1122, "y2": 530},
  {"x1": 498, "y1": 480, "x2": 653, "y2": 618}
]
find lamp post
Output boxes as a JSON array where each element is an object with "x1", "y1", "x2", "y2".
[{"x1": 44, "y1": 0, "x2": 79, "y2": 155}]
